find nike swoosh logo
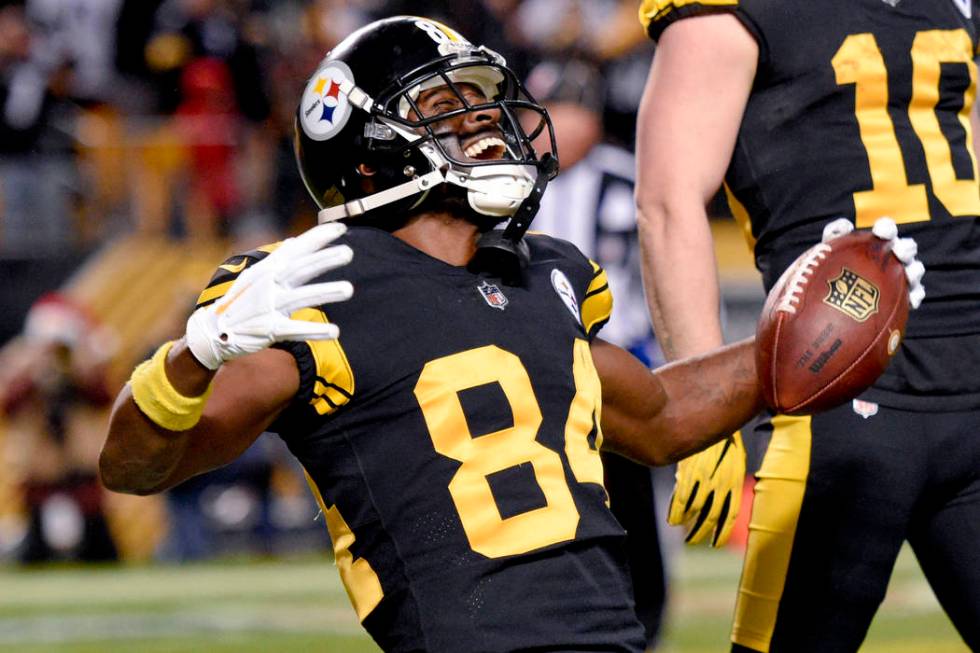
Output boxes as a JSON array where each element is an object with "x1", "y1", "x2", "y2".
[{"x1": 218, "y1": 259, "x2": 249, "y2": 274}]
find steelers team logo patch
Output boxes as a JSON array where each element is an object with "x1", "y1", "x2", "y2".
[
  {"x1": 823, "y1": 267, "x2": 880, "y2": 322},
  {"x1": 551, "y1": 269, "x2": 581, "y2": 325},
  {"x1": 300, "y1": 61, "x2": 354, "y2": 142}
]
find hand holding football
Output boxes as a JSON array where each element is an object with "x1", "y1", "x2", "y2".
[{"x1": 756, "y1": 228, "x2": 910, "y2": 415}]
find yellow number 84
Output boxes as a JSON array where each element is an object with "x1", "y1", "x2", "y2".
[{"x1": 413, "y1": 340, "x2": 604, "y2": 559}]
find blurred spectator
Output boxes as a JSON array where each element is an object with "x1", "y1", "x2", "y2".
[
  {"x1": 113, "y1": 0, "x2": 168, "y2": 112},
  {"x1": 371, "y1": 0, "x2": 532, "y2": 78},
  {"x1": 514, "y1": 0, "x2": 640, "y2": 58},
  {"x1": 527, "y1": 57, "x2": 668, "y2": 650},
  {"x1": 599, "y1": 42, "x2": 654, "y2": 150},
  {"x1": 175, "y1": 57, "x2": 241, "y2": 235},
  {"x1": 260, "y1": 0, "x2": 373, "y2": 236},
  {"x1": 158, "y1": 435, "x2": 279, "y2": 561},
  {"x1": 26, "y1": 0, "x2": 125, "y2": 104},
  {"x1": 143, "y1": 0, "x2": 269, "y2": 119},
  {"x1": 513, "y1": 0, "x2": 652, "y2": 149},
  {"x1": 121, "y1": 0, "x2": 275, "y2": 239},
  {"x1": 24, "y1": 0, "x2": 132, "y2": 244},
  {"x1": 0, "y1": 2, "x2": 80, "y2": 256},
  {"x1": 0, "y1": 293, "x2": 118, "y2": 563}
]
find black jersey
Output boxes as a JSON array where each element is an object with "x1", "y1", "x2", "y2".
[
  {"x1": 643, "y1": 0, "x2": 980, "y2": 409},
  {"x1": 196, "y1": 226, "x2": 646, "y2": 653}
]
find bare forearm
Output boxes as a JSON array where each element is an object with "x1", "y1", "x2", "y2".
[
  {"x1": 637, "y1": 203, "x2": 724, "y2": 359},
  {"x1": 651, "y1": 339, "x2": 762, "y2": 462},
  {"x1": 100, "y1": 345, "x2": 298, "y2": 495},
  {"x1": 99, "y1": 386, "x2": 195, "y2": 494},
  {"x1": 99, "y1": 341, "x2": 215, "y2": 494},
  {"x1": 633, "y1": 15, "x2": 757, "y2": 359},
  {"x1": 598, "y1": 338, "x2": 762, "y2": 466}
]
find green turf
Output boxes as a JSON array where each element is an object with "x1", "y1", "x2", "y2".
[{"x1": 0, "y1": 546, "x2": 967, "y2": 652}]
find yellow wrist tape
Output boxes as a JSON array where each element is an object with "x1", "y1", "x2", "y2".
[{"x1": 130, "y1": 341, "x2": 213, "y2": 431}]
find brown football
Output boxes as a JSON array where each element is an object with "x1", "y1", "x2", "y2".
[{"x1": 756, "y1": 231, "x2": 909, "y2": 415}]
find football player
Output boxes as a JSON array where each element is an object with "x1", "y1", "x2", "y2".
[
  {"x1": 636, "y1": 1, "x2": 980, "y2": 651},
  {"x1": 101, "y1": 15, "x2": 915, "y2": 652}
]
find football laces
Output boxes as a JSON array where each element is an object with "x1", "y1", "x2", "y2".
[{"x1": 775, "y1": 243, "x2": 831, "y2": 315}]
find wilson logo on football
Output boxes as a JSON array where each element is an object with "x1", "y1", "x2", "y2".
[{"x1": 823, "y1": 268, "x2": 879, "y2": 322}]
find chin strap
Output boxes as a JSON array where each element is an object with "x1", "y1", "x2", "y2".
[
  {"x1": 501, "y1": 153, "x2": 558, "y2": 243},
  {"x1": 470, "y1": 153, "x2": 559, "y2": 283},
  {"x1": 318, "y1": 168, "x2": 446, "y2": 223}
]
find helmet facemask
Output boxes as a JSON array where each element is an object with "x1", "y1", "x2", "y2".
[
  {"x1": 315, "y1": 47, "x2": 558, "y2": 226},
  {"x1": 386, "y1": 54, "x2": 554, "y2": 218}
]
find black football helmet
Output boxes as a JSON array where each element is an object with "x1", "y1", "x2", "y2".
[{"x1": 294, "y1": 16, "x2": 558, "y2": 254}]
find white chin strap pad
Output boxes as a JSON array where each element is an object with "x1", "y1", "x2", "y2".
[{"x1": 459, "y1": 164, "x2": 537, "y2": 217}]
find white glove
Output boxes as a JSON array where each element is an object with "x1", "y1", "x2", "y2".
[
  {"x1": 186, "y1": 222, "x2": 354, "y2": 370},
  {"x1": 821, "y1": 217, "x2": 925, "y2": 309}
]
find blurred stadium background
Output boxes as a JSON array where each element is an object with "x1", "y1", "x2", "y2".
[{"x1": 0, "y1": 0, "x2": 966, "y2": 651}]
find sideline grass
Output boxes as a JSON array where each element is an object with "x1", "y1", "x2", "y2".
[{"x1": 0, "y1": 547, "x2": 966, "y2": 652}]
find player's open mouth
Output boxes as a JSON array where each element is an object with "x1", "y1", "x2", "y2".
[{"x1": 463, "y1": 136, "x2": 507, "y2": 160}]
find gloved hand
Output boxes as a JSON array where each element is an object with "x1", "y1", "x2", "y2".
[
  {"x1": 821, "y1": 216, "x2": 925, "y2": 309},
  {"x1": 667, "y1": 431, "x2": 745, "y2": 547},
  {"x1": 186, "y1": 222, "x2": 354, "y2": 370}
]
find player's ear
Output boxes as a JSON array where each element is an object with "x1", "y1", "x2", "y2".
[
  {"x1": 356, "y1": 163, "x2": 378, "y2": 192},
  {"x1": 355, "y1": 163, "x2": 377, "y2": 193}
]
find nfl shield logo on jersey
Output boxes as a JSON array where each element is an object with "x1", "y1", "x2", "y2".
[
  {"x1": 477, "y1": 280, "x2": 508, "y2": 310},
  {"x1": 852, "y1": 398, "x2": 879, "y2": 419}
]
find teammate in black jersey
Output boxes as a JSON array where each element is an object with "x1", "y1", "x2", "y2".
[
  {"x1": 100, "y1": 15, "x2": 913, "y2": 653},
  {"x1": 637, "y1": 1, "x2": 980, "y2": 651}
]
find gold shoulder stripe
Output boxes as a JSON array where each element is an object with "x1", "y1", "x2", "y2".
[
  {"x1": 586, "y1": 270, "x2": 609, "y2": 298},
  {"x1": 291, "y1": 307, "x2": 354, "y2": 415},
  {"x1": 639, "y1": 0, "x2": 739, "y2": 34},
  {"x1": 196, "y1": 280, "x2": 234, "y2": 307},
  {"x1": 197, "y1": 242, "x2": 280, "y2": 307},
  {"x1": 581, "y1": 261, "x2": 613, "y2": 335}
]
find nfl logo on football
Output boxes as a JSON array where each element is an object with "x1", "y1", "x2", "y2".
[
  {"x1": 477, "y1": 281, "x2": 508, "y2": 310},
  {"x1": 824, "y1": 268, "x2": 880, "y2": 322}
]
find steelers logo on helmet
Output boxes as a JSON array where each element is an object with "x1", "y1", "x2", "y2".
[{"x1": 300, "y1": 61, "x2": 354, "y2": 142}]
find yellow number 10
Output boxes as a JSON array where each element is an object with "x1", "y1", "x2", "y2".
[{"x1": 832, "y1": 30, "x2": 980, "y2": 227}]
